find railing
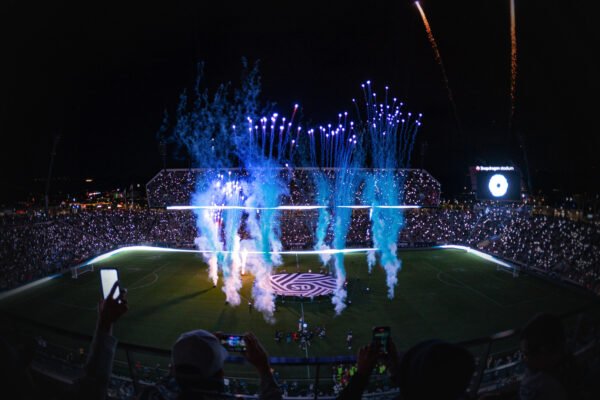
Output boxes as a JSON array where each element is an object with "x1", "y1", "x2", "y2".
[{"x1": 3, "y1": 302, "x2": 599, "y2": 400}]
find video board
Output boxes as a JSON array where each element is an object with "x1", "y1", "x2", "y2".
[{"x1": 470, "y1": 166, "x2": 521, "y2": 201}]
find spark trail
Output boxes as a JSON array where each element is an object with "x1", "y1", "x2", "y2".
[
  {"x1": 234, "y1": 109, "x2": 300, "y2": 321},
  {"x1": 414, "y1": 1, "x2": 462, "y2": 136},
  {"x1": 219, "y1": 177, "x2": 246, "y2": 305},
  {"x1": 172, "y1": 62, "x2": 293, "y2": 319},
  {"x1": 509, "y1": 0, "x2": 517, "y2": 132},
  {"x1": 307, "y1": 113, "x2": 362, "y2": 314},
  {"x1": 192, "y1": 174, "x2": 247, "y2": 306},
  {"x1": 360, "y1": 82, "x2": 421, "y2": 298},
  {"x1": 167, "y1": 63, "x2": 424, "y2": 319}
]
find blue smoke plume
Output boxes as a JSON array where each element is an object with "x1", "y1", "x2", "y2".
[
  {"x1": 359, "y1": 82, "x2": 421, "y2": 298},
  {"x1": 307, "y1": 114, "x2": 363, "y2": 314},
  {"x1": 171, "y1": 61, "x2": 278, "y2": 315},
  {"x1": 166, "y1": 72, "x2": 422, "y2": 318},
  {"x1": 313, "y1": 173, "x2": 332, "y2": 265}
]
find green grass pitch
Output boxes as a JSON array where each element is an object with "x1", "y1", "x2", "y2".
[{"x1": 1, "y1": 247, "x2": 595, "y2": 362}]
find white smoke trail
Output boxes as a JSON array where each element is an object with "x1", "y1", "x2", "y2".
[
  {"x1": 382, "y1": 243, "x2": 400, "y2": 299},
  {"x1": 331, "y1": 253, "x2": 347, "y2": 314},
  {"x1": 318, "y1": 244, "x2": 332, "y2": 266},
  {"x1": 222, "y1": 235, "x2": 242, "y2": 306},
  {"x1": 207, "y1": 256, "x2": 219, "y2": 286},
  {"x1": 192, "y1": 184, "x2": 225, "y2": 286},
  {"x1": 269, "y1": 235, "x2": 283, "y2": 266},
  {"x1": 242, "y1": 201, "x2": 277, "y2": 322},
  {"x1": 249, "y1": 259, "x2": 275, "y2": 323},
  {"x1": 240, "y1": 246, "x2": 249, "y2": 275},
  {"x1": 240, "y1": 238, "x2": 275, "y2": 323},
  {"x1": 367, "y1": 250, "x2": 376, "y2": 273},
  {"x1": 194, "y1": 235, "x2": 219, "y2": 286}
]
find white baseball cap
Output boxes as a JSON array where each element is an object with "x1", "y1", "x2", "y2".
[{"x1": 171, "y1": 330, "x2": 228, "y2": 379}]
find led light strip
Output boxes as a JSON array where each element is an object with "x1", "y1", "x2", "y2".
[
  {"x1": 82, "y1": 245, "x2": 379, "y2": 266},
  {"x1": 167, "y1": 205, "x2": 421, "y2": 210},
  {"x1": 0, "y1": 275, "x2": 61, "y2": 301},
  {"x1": 436, "y1": 245, "x2": 514, "y2": 269},
  {"x1": 167, "y1": 205, "x2": 326, "y2": 210},
  {"x1": 1, "y1": 244, "x2": 516, "y2": 300}
]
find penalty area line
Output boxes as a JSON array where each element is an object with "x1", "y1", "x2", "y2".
[
  {"x1": 81, "y1": 245, "x2": 379, "y2": 266},
  {"x1": 128, "y1": 273, "x2": 159, "y2": 291},
  {"x1": 127, "y1": 263, "x2": 169, "y2": 291},
  {"x1": 427, "y1": 264, "x2": 505, "y2": 308}
]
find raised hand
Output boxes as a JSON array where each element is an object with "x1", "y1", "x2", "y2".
[
  {"x1": 243, "y1": 332, "x2": 270, "y2": 375},
  {"x1": 98, "y1": 281, "x2": 128, "y2": 334},
  {"x1": 356, "y1": 343, "x2": 379, "y2": 377},
  {"x1": 384, "y1": 337, "x2": 403, "y2": 385}
]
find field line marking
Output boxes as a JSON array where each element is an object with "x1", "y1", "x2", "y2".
[
  {"x1": 127, "y1": 262, "x2": 169, "y2": 290},
  {"x1": 427, "y1": 264, "x2": 505, "y2": 308},
  {"x1": 503, "y1": 295, "x2": 554, "y2": 308},
  {"x1": 53, "y1": 301, "x2": 96, "y2": 311},
  {"x1": 129, "y1": 273, "x2": 159, "y2": 290},
  {"x1": 54, "y1": 263, "x2": 169, "y2": 311},
  {"x1": 436, "y1": 272, "x2": 466, "y2": 288}
]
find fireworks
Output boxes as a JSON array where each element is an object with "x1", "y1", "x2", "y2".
[
  {"x1": 359, "y1": 81, "x2": 421, "y2": 298},
  {"x1": 509, "y1": 0, "x2": 517, "y2": 132},
  {"x1": 170, "y1": 72, "x2": 421, "y2": 319},
  {"x1": 414, "y1": 1, "x2": 462, "y2": 136}
]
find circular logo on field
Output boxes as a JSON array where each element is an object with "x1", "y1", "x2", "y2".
[{"x1": 270, "y1": 273, "x2": 336, "y2": 297}]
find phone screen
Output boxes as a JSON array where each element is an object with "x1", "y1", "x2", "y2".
[
  {"x1": 100, "y1": 268, "x2": 120, "y2": 300},
  {"x1": 373, "y1": 326, "x2": 390, "y2": 354},
  {"x1": 220, "y1": 335, "x2": 246, "y2": 352}
]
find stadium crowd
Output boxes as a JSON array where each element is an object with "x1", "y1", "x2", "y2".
[
  {"x1": 1, "y1": 202, "x2": 599, "y2": 294},
  {"x1": 1, "y1": 171, "x2": 600, "y2": 400},
  {"x1": 3, "y1": 277, "x2": 599, "y2": 400},
  {"x1": 145, "y1": 169, "x2": 442, "y2": 208},
  {"x1": 401, "y1": 206, "x2": 600, "y2": 292}
]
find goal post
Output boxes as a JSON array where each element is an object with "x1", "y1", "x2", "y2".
[
  {"x1": 496, "y1": 262, "x2": 519, "y2": 278},
  {"x1": 71, "y1": 263, "x2": 95, "y2": 279}
]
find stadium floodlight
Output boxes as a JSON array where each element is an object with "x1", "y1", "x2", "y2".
[{"x1": 488, "y1": 174, "x2": 509, "y2": 197}]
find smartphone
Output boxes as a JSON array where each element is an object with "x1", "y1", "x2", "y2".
[
  {"x1": 219, "y1": 334, "x2": 247, "y2": 352},
  {"x1": 372, "y1": 326, "x2": 390, "y2": 354},
  {"x1": 100, "y1": 268, "x2": 120, "y2": 300}
]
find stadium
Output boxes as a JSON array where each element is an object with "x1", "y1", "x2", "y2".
[
  {"x1": 2, "y1": 2, "x2": 599, "y2": 400},
  {"x1": 1, "y1": 167, "x2": 599, "y2": 399}
]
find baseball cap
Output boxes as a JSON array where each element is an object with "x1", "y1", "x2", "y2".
[{"x1": 171, "y1": 330, "x2": 229, "y2": 379}]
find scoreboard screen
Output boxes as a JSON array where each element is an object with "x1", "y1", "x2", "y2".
[{"x1": 470, "y1": 166, "x2": 521, "y2": 201}]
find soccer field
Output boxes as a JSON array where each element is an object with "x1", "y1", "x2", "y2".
[{"x1": 0, "y1": 248, "x2": 595, "y2": 359}]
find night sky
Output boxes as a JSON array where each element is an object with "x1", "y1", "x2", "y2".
[{"x1": 2, "y1": 0, "x2": 598, "y2": 204}]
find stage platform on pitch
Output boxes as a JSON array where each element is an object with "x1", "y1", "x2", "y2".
[{"x1": 270, "y1": 273, "x2": 336, "y2": 297}]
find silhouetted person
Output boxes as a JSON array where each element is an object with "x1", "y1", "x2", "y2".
[
  {"x1": 395, "y1": 339, "x2": 474, "y2": 400},
  {"x1": 0, "y1": 335, "x2": 37, "y2": 400},
  {"x1": 139, "y1": 331, "x2": 281, "y2": 400},
  {"x1": 519, "y1": 313, "x2": 583, "y2": 400},
  {"x1": 338, "y1": 338, "x2": 474, "y2": 400},
  {"x1": 1, "y1": 281, "x2": 128, "y2": 400}
]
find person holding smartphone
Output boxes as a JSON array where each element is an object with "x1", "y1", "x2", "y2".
[
  {"x1": 74, "y1": 279, "x2": 129, "y2": 400},
  {"x1": 337, "y1": 327, "x2": 474, "y2": 400},
  {"x1": 138, "y1": 330, "x2": 281, "y2": 400}
]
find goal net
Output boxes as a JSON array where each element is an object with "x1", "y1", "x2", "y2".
[
  {"x1": 496, "y1": 263, "x2": 519, "y2": 278},
  {"x1": 71, "y1": 264, "x2": 95, "y2": 279}
]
